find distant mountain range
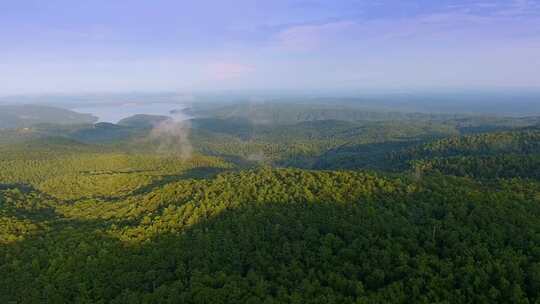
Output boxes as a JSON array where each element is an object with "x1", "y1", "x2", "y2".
[{"x1": 0, "y1": 105, "x2": 97, "y2": 129}]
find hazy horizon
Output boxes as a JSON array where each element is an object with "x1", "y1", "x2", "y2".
[{"x1": 2, "y1": 88, "x2": 540, "y2": 117}]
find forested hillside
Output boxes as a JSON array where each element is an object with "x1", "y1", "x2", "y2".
[
  {"x1": 0, "y1": 105, "x2": 97, "y2": 129},
  {"x1": 1, "y1": 103, "x2": 540, "y2": 303}
]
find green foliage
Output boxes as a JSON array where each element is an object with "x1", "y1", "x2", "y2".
[
  {"x1": 399, "y1": 129, "x2": 540, "y2": 160},
  {"x1": 118, "y1": 114, "x2": 171, "y2": 129},
  {"x1": 0, "y1": 104, "x2": 96, "y2": 129},
  {"x1": 1, "y1": 168, "x2": 540, "y2": 303},
  {"x1": 392, "y1": 129, "x2": 540, "y2": 180},
  {"x1": 190, "y1": 118, "x2": 460, "y2": 169},
  {"x1": 414, "y1": 154, "x2": 540, "y2": 179},
  {"x1": 1, "y1": 104, "x2": 540, "y2": 303}
]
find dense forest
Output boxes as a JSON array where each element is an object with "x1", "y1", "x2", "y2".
[
  {"x1": 1, "y1": 102, "x2": 540, "y2": 303},
  {"x1": 0, "y1": 105, "x2": 97, "y2": 129}
]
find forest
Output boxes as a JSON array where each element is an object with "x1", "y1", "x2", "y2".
[{"x1": 1, "y1": 102, "x2": 540, "y2": 303}]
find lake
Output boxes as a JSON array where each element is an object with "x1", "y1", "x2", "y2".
[{"x1": 72, "y1": 102, "x2": 190, "y2": 123}]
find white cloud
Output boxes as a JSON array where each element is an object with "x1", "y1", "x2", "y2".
[
  {"x1": 273, "y1": 21, "x2": 355, "y2": 52},
  {"x1": 205, "y1": 62, "x2": 254, "y2": 80}
]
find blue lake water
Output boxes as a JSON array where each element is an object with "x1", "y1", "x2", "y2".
[{"x1": 72, "y1": 102, "x2": 189, "y2": 123}]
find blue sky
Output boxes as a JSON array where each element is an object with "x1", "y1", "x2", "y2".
[{"x1": 1, "y1": 0, "x2": 539, "y2": 94}]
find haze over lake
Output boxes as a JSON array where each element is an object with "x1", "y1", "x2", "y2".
[{"x1": 72, "y1": 102, "x2": 189, "y2": 123}]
